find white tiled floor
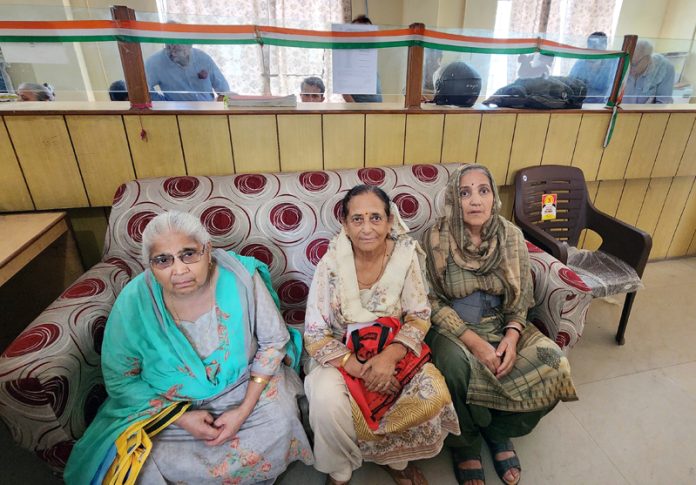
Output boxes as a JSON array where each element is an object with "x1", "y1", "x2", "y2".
[{"x1": 3, "y1": 258, "x2": 696, "y2": 484}]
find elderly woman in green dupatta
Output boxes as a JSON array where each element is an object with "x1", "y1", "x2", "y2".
[
  {"x1": 422, "y1": 165, "x2": 578, "y2": 485},
  {"x1": 64, "y1": 211, "x2": 313, "y2": 485},
  {"x1": 304, "y1": 185, "x2": 460, "y2": 485}
]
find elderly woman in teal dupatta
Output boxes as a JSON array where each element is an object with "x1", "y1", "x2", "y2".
[
  {"x1": 422, "y1": 165, "x2": 577, "y2": 485},
  {"x1": 64, "y1": 211, "x2": 312, "y2": 485}
]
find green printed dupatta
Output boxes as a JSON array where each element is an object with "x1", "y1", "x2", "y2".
[{"x1": 64, "y1": 250, "x2": 301, "y2": 484}]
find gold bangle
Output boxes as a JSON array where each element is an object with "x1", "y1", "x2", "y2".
[
  {"x1": 340, "y1": 352, "x2": 352, "y2": 368},
  {"x1": 250, "y1": 375, "x2": 270, "y2": 386}
]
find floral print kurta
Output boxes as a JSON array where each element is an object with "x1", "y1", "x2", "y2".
[{"x1": 304, "y1": 233, "x2": 459, "y2": 464}]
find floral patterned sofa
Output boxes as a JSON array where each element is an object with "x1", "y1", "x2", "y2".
[{"x1": 0, "y1": 163, "x2": 592, "y2": 474}]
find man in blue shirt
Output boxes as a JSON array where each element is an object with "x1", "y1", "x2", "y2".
[
  {"x1": 145, "y1": 44, "x2": 230, "y2": 101},
  {"x1": 569, "y1": 32, "x2": 618, "y2": 104},
  {"x1": 624, "y1": 40, "x2": 675, "y2": 104}
]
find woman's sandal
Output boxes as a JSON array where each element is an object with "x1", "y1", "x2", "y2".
[
  {"x1": 380, "y1": 463, "x2": 429, "y2": 485},
  {"x1": 484, "y1": 438, "x2": 521, "y2": 485},
  {"x1": 451, "y1": 449, "x2": 485, "y2": 485}
]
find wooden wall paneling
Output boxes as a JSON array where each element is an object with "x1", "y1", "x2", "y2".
[
  {"x1": 506, "y1": 113, "x2": 549, "y2": 184},
  {"x1": 623, "y1": 113, "x2": 670, "y2": 179},
  {"x1": 541, "y1": 113, "x2": 582, "y2": 165},
  {"x1": 277, "y1": 114, "x2": 322, "y2": 172},
  {"x1": 441, "y1": 114, "x2": 481, "y2": 164},
  {"x1": 498, "y1": 185, "x2": 514, "y2": 220},
  {"x1": 67, "y1": 207, "x2": 109, "y2": 269},
  {"x1": 676, "y1": 119, "x2": 696, "y2": 177},
  {"x1": 365, "y1": 114, "x2": 406, "y2": 166},
  {"x1": 323, "y1": 114, "x2": 365, "y2": 170},
  {"x1": 688, "y1": 229, "x2": 696, "y2": 256},
  {"x1": 123, "y1": 115, "x2": 186, "y2": 178},
  {"x1": 596, "y1": 113, "x2": 641, "y2": 181},
  {"x1": 572, "y1": 113, "x2": 609, "y2": 181},
  {"x1": 651, "y1": 113, "x2": 696, "y2": 179},
  {"x1": 477, "y1": 113, "x2": 516, "y2": 184},
  {"x1": 578, "y1": 180, "x2": 600, "y2": 249},
  {"x1": 66, "y1": 115, "x2": 135, "y2": 206},
  {"x1": 404, "y1": 114, "x2": 444, "y2": 164},
  {"x1": 634, "y1": 178, "x2": 672, "y2": 255},
  {"x1": 615, "y1": 178, "x2": 650, "y2": 226},
  {"x1": 650, "y1": 176, "x2": 695, "y2": 259},
  {"x1": 177, "y1": 115, "x2": 234, "y2": 176},
  {"x1": 0, "y1": 118, "x2": 33, "y2": 211},
  {"x1": 666, "y1": 179, "x2": 696, "y2": 258},
  {"x1": 228, "y1": 115, "x2": 279, "y2": 173},
  {"x1": 5, "y1": 116, "x2": 89, "y2": 209}
]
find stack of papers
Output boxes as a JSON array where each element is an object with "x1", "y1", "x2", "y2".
[{"x1": 224, "y1": 94, "x2": 297, "y2": 108}]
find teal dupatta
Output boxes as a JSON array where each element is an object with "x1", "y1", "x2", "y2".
[{"x1": 64, "y1": 250, "x2": 301, "y2": 484}]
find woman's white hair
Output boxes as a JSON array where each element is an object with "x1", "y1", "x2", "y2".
[{"x1": 141, "y1": 211, "x2": 211, "y2": 265}]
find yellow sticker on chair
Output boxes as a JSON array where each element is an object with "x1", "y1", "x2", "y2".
[{"x1": 541, "y1": 193, "x2": 557, "y2": 221}]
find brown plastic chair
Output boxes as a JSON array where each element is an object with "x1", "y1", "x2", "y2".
[{"x1": 513, "y1": 165, "x2": 652, "y2": 345}]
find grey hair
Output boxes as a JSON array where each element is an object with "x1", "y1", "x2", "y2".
[
  {"x1": 141, "y1": 211, "x2": 211, "y2": 265},
  {"x1": 635, "y1": 39, "x2": 654, "y2": 57},
  {"x1": 301, "y1": 76, "x2": 325, "y2": 94},
  {"x1": 18, "y1": 82, "x2": 54, "y2": 101}
]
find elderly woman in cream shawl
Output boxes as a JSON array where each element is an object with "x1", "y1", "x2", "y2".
[
  {"x1": 422, "y1": 165, "x2": 578, "y2": 485},
  {"x1": 304, "y1": 185, "x2": 459, "y2": 485}
]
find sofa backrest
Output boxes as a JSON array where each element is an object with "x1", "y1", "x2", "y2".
[{"x1": 103, "y1": 164, "x2": 459, "y2": 326}]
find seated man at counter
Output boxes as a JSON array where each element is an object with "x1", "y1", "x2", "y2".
[
  {"x1": 569, "y1": 32, "x2": 617, "y2": 103},
  {"x1": 300, "y1": 76, "x2": 325, "y2": 102},
  {"x1": 145, "y1": 43, "x2": 230, "y2": 101},
  {"x1": 624, "y1": 40, "x2": 674, "y2": 104}
]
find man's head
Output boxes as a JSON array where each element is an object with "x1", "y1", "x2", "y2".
[
  {"x1": 17, "y1": 82, "x2": 54, "y2": 101},
  {"x1": 109, "y1": 80, "x2": 128, "y2": 101},
  {"x1": 587, "y1": 32, "x2": 608, "y2": 50},
  {"x1": 631, "y1": 40, "x2": 654, "y2": 77},
  {"x1": 300, "y1": 77, "x2": 325, "y2": 102},
  {"x1": 165, "y1": 44, "x2": 193, "y2": 66},
  {"x1": 352, "y1": 15, "x2": 372, "y2": 25}
]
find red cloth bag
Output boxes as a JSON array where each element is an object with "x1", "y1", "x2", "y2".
[{"x1": 339, "y1": 316, "x2": 431, "y2": 430}]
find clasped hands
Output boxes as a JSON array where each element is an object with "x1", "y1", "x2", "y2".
[
  {"x1": 175, "y1": 404, "x2": 251, "y2": 446},
  {"x1": 343, "y1": 344, "x2": 407, "y2": 396},
  {"x1": 464, "y1": 327, "x2": 520, "y2": 379}
]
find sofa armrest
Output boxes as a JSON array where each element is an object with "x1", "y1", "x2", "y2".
[
  {"x1": 526, "y1": 241, "x2": 593, "y2": 352},
  {"x1": 0, "y1": 262, "x2": 130, "y2": 473}
]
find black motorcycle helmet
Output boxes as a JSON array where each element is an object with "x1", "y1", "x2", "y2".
[{"x1": 434, "y1": 61, "x2": 482, "y2": 107}]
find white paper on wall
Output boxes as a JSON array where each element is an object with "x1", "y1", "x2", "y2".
[{"x1": 331, "y1": 23, "x2": 378, "y2": 95}]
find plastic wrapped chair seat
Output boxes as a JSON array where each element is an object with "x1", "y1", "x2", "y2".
[
  {"x1": 513, "y1": 165, "x2": 652, "y2": 345},
  {"x1": 566, "y1": 246, "x2": 644, "y2": 298}
]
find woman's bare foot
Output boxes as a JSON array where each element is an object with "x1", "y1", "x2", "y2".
[{"x1": 325, "y1": 475, "x2": 349, "y2": 485}]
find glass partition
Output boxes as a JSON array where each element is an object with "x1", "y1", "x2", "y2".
[
  {"x1": 1, "y1": 3, "x2": 696, "y2": 108},
  {"x1": 131, "y1": 9, "x2": 408, "y2": 104},
  {"x1": 0, "y1": 6, "x2": 125, "y2": 102}
]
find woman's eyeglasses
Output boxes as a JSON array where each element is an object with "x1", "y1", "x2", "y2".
[
  {"x1": 149, "y1": 248, "x2": 206, "y2": 269},
  {"x1": 348, "y1": 213, "x2": 385, "y2": 227}
]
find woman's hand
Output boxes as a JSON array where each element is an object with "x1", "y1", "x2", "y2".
[
  {"x1": 461, "y1": 330, "x2": 501, "y2": 374},
  {"x1": 494, "y1": 329, "x2": 520, "y2": 379},
  {"x1": 175, "y1": 410, "x2": 220, "y2": 441},
  {"x1": 341, "y1": 354, "x2": 364, "y2": 379},
  {"x1": 361, "y1": 344, "x2": 406, "y2": 395},
  {"x1": 206, "y1": 405, "x2": 252, "y2": 446}
]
